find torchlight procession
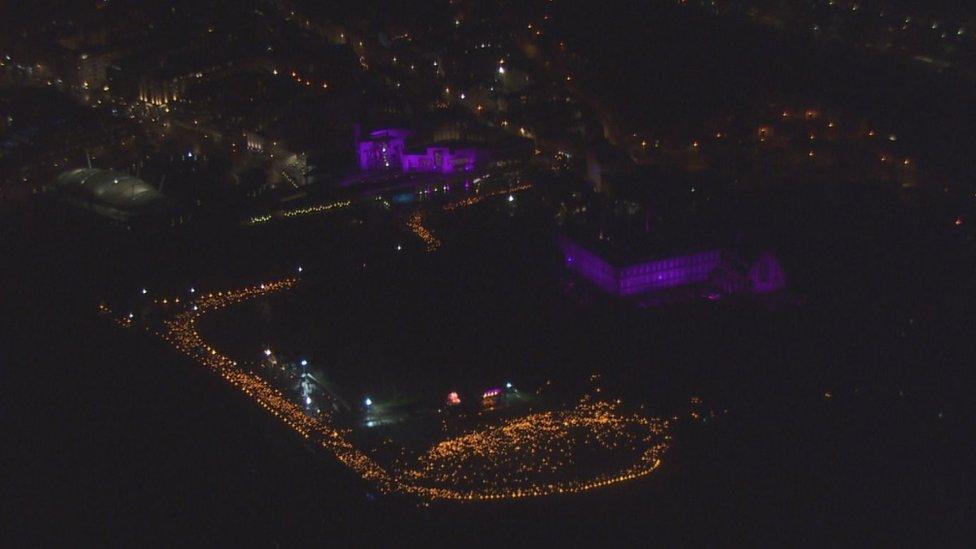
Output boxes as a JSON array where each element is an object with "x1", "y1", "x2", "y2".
[
  {"x1": 408, "y1": 182, "x2": 533, "y2": 253},
  {"x1": 399, "y1": 400, "x2": 669, "y2": 497},
  {"x1": 100, "y1": 277, "x2": 670, "y2": 502},
  {"x1": 406, "y1": 210, "x2": 442, "y2": 252},
  {"x1": 247, "y1": 200, "x2": 352, "y2": 225},
  {"x1": 443, "y1": 183, "x2": 532, "y2": 211}
]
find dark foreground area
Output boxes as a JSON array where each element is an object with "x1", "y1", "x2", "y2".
[
  {"x1": 2, "y1": 313, "x2": 968, "y2": 546},
  {"x1": 3, "y1": 312, "x2": 966, "y2": 545}
]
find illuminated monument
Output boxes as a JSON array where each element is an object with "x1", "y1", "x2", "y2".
[
  {"x1": 560, "y1": 237, "x2": 785, "y2": 297},
  {"x1": 356, "y1": 128, "x2": 409, "y2": 170},
  {"x1": 356, "y1": 128, "x2": 478, "y2": 173}
]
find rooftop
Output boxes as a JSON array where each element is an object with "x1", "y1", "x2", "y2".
[
  {"x1": 50, "y1": 168, "x2": 166, "y2": 221},
  {"x1": 561, "y1": 206, "x2": 723, "y2": 267}
]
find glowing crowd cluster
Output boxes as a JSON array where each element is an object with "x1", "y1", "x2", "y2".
[
  {"x1": 398, "y1": 400, "x2": 669, "y2": 499},
  {"x1": 158, "y1": 280, "x2": 321, "y2": 437},
  {"x1": 406, "y1": 211, "x2": 442, "y2": 252},
  {"x1": 106, "y1": 278, "x2": 669, "y2": 502}
]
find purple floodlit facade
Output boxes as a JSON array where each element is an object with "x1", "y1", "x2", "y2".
[
  {"x1": 560, "y1": 237, "x2": 786, "y2": 297},
  {"x1": 356, "y1": 128, "x2": 478, "y2": 173},
  {"x1": 401, "y1": 146, "x2": 477, "y2": 173},
  {"x1": 357, "y1": 129, "x2": 410, "y2": 171},
  {"x1": 560, "y1": 238, "x2": 721, "y2": 296}
]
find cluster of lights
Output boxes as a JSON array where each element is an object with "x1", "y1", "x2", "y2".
[
  {"x1": 98, "y1": 302, "x2": 133, "y2": 328},
  {"x1": 247, "y1": 200, "x2": 351, "y2": 225},
  {"x1": 406, "y1": 211, "x2": 442, "y2": 252},
  {"x1": 136, "y1": 280, "x2": 402, "y2": 489},
  {"x1": 281, "y1": 200, "x2": 351, "y2": 219},
  {"x1": 281, "y1": 69, "x2": 329, "y2": 90},
  {"x1": 676, "y1": 0, "x2": 972, "y2": 45},
  {"x1": 102, "y1": 280, "x2": 399, "y2": 489},
  {"x1": 155, "y1": 280, "x2": 325, "y2": 438},
  {"x1": 769, "y1": 108, "x2": 914, "y2": 168},
  {"x1": 443, "y1": 183, "x2": 532, "y2": 211},
  {"x1": 396, "y1": 399, "x2": 669, "y2": 500},
  {"x1": 105, "y1": 279, "x2": 669, "y2": 502},
  {"x1": 640, "y1": 105, "x2": 918, "y2": 175}
]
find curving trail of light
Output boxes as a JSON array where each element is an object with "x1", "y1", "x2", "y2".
[
  {"x1": 104, "y1": 278, "x2": 669, "y2": 501},
  {"x1": 404, "y1": 183, "x2": 533, "y2": 253},
  {"x1": 281, "y1": 200, "x2": 351, "y2": 219}
]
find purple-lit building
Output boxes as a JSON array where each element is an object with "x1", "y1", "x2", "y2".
[
  {"x1": 561, "y1": 237, "x2": 721, "y2": 296},
  {"x1": 401, "y1": 146, "x2": 477, "y2": 173},
  {"x1": 560, "y1": 237, "x2": 785, "y2": 297},
  {"x1": 356, "y1": 129, "x2": 410, "y2": 171},
  {"x1": 356, "y1": 128, "x2": 479, "y2": 173}
]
